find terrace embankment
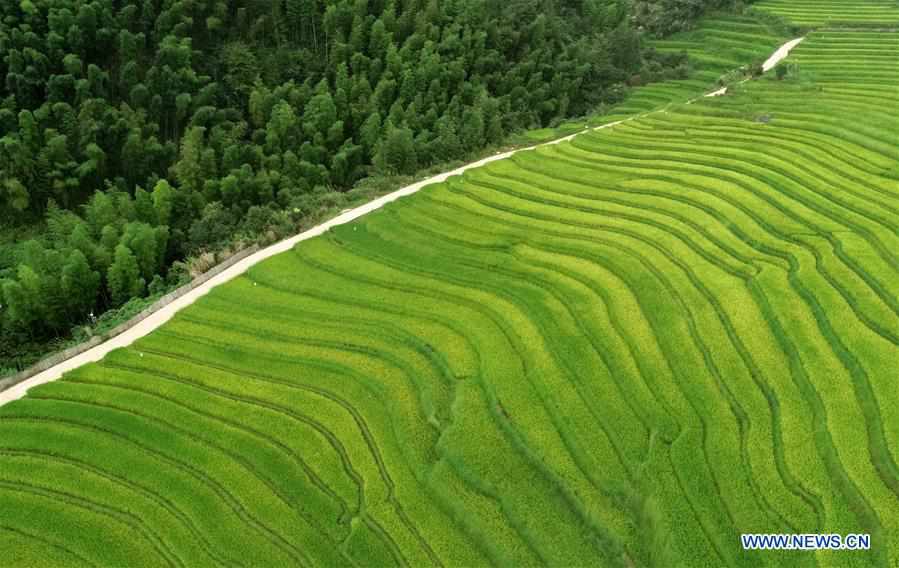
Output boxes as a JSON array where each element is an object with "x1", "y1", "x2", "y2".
[{"x1": 0, "y1": 3, "x2": 897, "y2": 566}]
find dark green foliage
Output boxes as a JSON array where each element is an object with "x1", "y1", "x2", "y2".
[
  {"x1": 151, "y1": 180, "x2": 175, "y2": 226},
  {"x1": 61, "y1": 250, "x2": 100, "y2": 318},
  {"x1": 775, "y1": 64, "x2": 788, "y2": 80},
  {"x1": 107, "y1": 244, "x2": 144, "y2": 306},
  {"x1": 0, "y1": 0, "x2": 719, "y2": 353},
  {"x1": 1, "y1": 266, "x2": 41, "y2": 332},
  {"x1": 632, "y1": 0, "x2": 745, "y2": 36},
  {"x1": 375, "y1": 125, "x2": 417, "y2": 174}
]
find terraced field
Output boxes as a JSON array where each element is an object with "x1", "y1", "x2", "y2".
[
  {"x1": 754, "y1": 0, "x2": 899, "y2": 27},
  {"x1": 2, "y1": 3, "x2": 898, "y2": 567},
  {"x1": 528, "y1": 13, "x2": 789, "y2": 140},
  {"x1": 611, "y1": 13, "x2": 788, "y2": 117}
]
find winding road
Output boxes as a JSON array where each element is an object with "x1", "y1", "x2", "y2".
[
  {"x1": 0, "y1": 36, "x2": 806, "y2": 407},
  {"x1": 705, "y1": 36, "x2": 805, "y2": 97}
]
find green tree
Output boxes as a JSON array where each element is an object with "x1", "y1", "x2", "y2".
[
  {"x1": 61, "y1": 250, "x2": 100, "y2": 321},
  {"x1": 375, "y1": 125, "x2": 417, "y2": 174},
  {"x1": 84, "y1": 191, "x2": 118, "y2": 236},
  {"x1": 0, "y1": 0, "x2": 720, "y2": 351},
  {"x1": 122, "y1": 222, "x2": 161, "y2": 282},
  {"x1": 107, "y1": 244, "x2": 145, "y2": 305},
  {"x1": 134, "y1": 186, "x2": 158, "y2": 225},
  {"x1": 360, "y1": 112, "x2": 382, "y2": 156},
  {"x1": 68, "y1": 222, "x2": 98, "y2": 266},
  {"x1": 459, "y1": 107, "x2": 485, "y2": 150},
  {"x1": 303, "y1": 90, "x2": 338, "y2": 140},
  {"x1": 1, "y1": 265, "x2": 42, "y2": 333},
  {"x1": 1, "y1": 178, "x2": 29, "y2": 214},
  {"x1": 173, "y1": 127, "x2": 207, "y2": 194},
  {"x1": 266, "y1": 101, "x2": 301, "y2": 153},
  {"x1": 152, "y1": 180, "x2": 175, "y2": 226}
]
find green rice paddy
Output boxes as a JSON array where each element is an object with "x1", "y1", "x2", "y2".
[
  {"x1": 524, "y1": 12, "x2": 790, "y2": 142},
  {"x1": 613, "y1": 13, "x2": 787, "y2": 117},
  {"x1": 753, "y1": 0, "x2": 899, "y2": 27},
  {"x1": 1, "y1": 2, "x2": 898, "y2": 566}
]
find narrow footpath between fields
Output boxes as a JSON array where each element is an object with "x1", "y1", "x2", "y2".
[
  {"x1": 0, "y1": 36, "x2": 807, "y2": 407},
  {"x1": 705, "y1": 36, "x2": 805, "y2": 97}
]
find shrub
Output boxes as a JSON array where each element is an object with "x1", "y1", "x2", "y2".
[{"x1": 189, "y1": 252, "x2": 217, "y2": 278}]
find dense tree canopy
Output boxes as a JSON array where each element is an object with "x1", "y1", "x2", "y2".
[
  {"x1": 0, "y1": 0, "x2": 730, "y2": 362},
  {"x1": 632, "y1": 0, "x2": 744, "y2": 36}
]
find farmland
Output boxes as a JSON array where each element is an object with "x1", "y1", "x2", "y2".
[
  {"x1": 610, "y1": 13, "x2": 787, "y2": 117},
  {"x1": 753, "y1": 0, "x2": 899, "y2": 27},
  {"x1": 1, "y1": 2, "x2": 898, "y2": 567},
  {"x1": 524, "y1": 12, "x2": 789, "y2": 141}
]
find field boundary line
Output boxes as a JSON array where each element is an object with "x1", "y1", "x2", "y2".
[
  {"x1": 0, "y1": 35, "x2": 805, "y2": 406},
  {"x1": 0, "y1": 118, "x2": 636, "y2": 405},
  {"x1": 700, "y1": 36, "x2": 805, "y2": 99},
  {"x1": 0, "y1": 244, "x2": 260, "y2": 394}
]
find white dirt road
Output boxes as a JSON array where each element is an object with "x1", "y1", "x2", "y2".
[
  {"x1": 705, "y1": 36, "x2": 805, "y2": 98},
  {"x1": 0, "y1": 119, "x2": 628, "y2": 406},
  {"x1": 763, "y1": 37, "x2": 805, "y2": 72},
  {"x1": 0, "y1": 36, "x2": 806, "y2": 407}
]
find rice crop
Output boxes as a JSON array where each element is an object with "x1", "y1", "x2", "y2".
[{"x1": 1, "y1": 4, "x2": 897, "y2": 567}]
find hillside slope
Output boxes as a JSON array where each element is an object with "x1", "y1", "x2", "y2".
[{"x1": 1, "y1": 2, "x2": 897, "y2": 566}]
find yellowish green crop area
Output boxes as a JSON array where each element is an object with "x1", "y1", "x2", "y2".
[
  {"x1": 522, "y1": 12, "x2": 789, "y2": 142},
  {"x1": 754, "y1": 0, "x2": 899, "y2": 27},
  {"x1": 611, "y1": 13, "x2": 786, "y2": 117},
  {"x1": 1, "y1": 2, "x2": 897, "y2": 567}
]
